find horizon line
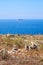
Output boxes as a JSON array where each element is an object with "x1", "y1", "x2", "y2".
[{"x1": 0, "y1": 18, "x2": 43, "y2": 20}]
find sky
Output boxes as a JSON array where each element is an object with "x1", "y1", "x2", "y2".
[{"x1": 0, "y1": 0, "x2": 43, "y2": 19}]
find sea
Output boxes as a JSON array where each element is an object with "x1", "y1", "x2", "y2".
[{"x1": 0, "y1": 19, "x2": 43, "y2": 35}]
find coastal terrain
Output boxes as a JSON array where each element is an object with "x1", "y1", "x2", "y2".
[{"x1": 0, "y1": 34, "x2": 43, "y2": 65}]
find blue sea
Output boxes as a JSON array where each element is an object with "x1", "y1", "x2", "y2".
[{"x1": 0, "y1": 19, "x2": 43, "y2": 34}]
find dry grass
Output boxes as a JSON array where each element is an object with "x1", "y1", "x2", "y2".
[
  {"x1": 0, "y1": 49, "x2": 43, "y2": 65},
  {"x1": 0, "y1": 34, "x2": 43, "y2": 65}
]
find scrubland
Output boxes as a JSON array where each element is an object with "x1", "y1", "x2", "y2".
[{"x1": 0, "y1": 34, "x2": 43, "y2": 65}]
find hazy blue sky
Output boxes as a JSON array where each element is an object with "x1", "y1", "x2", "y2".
[{"x1": 0, "y1": 0, "x2": 43, "y2": 19}]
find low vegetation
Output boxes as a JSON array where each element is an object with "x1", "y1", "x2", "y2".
[{"x1": 0, "y1": 34, "x2": 43, "y2": 65}]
